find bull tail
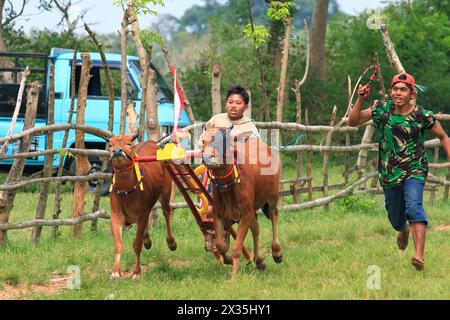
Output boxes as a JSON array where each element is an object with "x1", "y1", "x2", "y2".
[{"x1": 261, "y1": 202, "x2": 270, "y2": 219}]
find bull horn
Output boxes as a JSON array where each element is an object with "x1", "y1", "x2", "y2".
[
  {"x1": 102, "y1": 136, "x2": 110, "y2": 143},
  {"x1": 131, "y1": 132, "x2": 140, "y2": 142}
]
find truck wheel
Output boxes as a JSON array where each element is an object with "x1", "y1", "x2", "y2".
[{"x1": 69, "y1": 157, "x2": 111, "y2": 196}]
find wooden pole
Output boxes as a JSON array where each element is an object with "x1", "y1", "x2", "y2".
[
  {"x1": 71, "y1": 53, "x2": 92, "y2": 238},
  {"x1": 53, "y1": 49, "x2": 78, "y2": 237},
  {"x1": 85, "y1": 23, "x2": 115, "y2": 231},
  {"x1": 305, "y1": 107, "x2": 313, "y2": 201},
  {"x1": 444, "y1": 167, "x2": 450, "y2": 201},
  {"x1": 429, "y1": 147, "x2": 439, "y2": 205},
  {"x1": 0, "y1": 82, "x2": 40, "y2": 245},
  {"x1": 323, "y1": 105, "x2": 337, "y2": 210},
  {"x1": 31, "y1": 65, "x2": 55, "y2": 244}
]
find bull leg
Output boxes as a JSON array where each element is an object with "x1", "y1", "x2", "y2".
[
  {"x1": 160, "y1": 198, "x2": 177, "y2": 251},
  {"x1": 110, "y1": 213, "x2": 124, "y2": 279},
  {"x1": 143, "y1": 211, "x2": 154, "y2": 250},
  {"x1": 270, "y1": 207, "x2": 283, "y2": 263},
  {"x1": 214, "y1": 216, "x2": 232, "y2": 265},
  {"x1": 132, "y1": 214, "x2": 149, "y2": 279},
  {"x1": 231, "y1": 213, "x2": 252, "y2": 280},
  {"x1": 249, "y1": 216, "x2": 265, "y2": 270}
]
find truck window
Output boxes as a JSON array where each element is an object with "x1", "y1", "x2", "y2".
[
  {"x1": 72, "y1": 62, "x2": 139, "y2": 100},
  {"x1": 0, "y1": 83, "x2": 46, "y2": 118}
]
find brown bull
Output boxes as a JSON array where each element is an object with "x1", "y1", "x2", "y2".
[
  {"x1": 108, "y1": 133, "x2": 176, "y2": 279},
  {"x1": 202, "y1": 128, "x2": 282, "y2": 280}
]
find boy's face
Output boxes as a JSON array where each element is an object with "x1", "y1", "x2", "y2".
[
  {"x1": 225, "y1": 94, "x2": 247, "y2": 121},
  {"x1": 390, "y1": 82, "x2": 416, "y2": 107}
]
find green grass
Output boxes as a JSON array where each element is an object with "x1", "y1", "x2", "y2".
[{"x1": 0, "y1": 187, "x2": 449, "y2": 300}]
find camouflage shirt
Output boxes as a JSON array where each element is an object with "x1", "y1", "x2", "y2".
[{"x1": 371, "y1": 100, "x2": 436, "y2": 188}]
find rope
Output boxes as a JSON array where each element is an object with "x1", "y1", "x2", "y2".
[{"x1": 250, "y1": 133, "x2": 305, "y2": 152}]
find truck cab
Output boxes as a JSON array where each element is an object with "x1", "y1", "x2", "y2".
[{"x1": 0, "y1": 48, "x2": 191, "y2": 173}]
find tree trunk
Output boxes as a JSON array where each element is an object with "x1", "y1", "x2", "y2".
[
  {"x1": 380, "y1": 24, "x2": 405, "y2": 74},
  {"x1": 0, "y1": 82, "x2": 40, "y2": 245},
  {"x1": 120, "y1": 10, "x2": 129, "y2": 135},
  {"x1": 128, "y1": 1, "x2": 150, "y2": 141},
  {"x1": 310, "y1": 0, "x2": 329, "y2": 80},
  {"x1": 71, "y1": 53, "x2": 92, "y2": 238},
  {"x1": 275, "y1": 16, "x2": 292, "y2": 146},
  {"x1": 146, "y1": 68, "x2": 160, "y2": 141},
  {"x1": 211, "y1": 63, "x2": 221, "y2": 115}
]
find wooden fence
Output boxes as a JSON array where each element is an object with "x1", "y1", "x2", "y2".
[{"x1": 0, "y1": 115, "x2": 449, "y2": 243}]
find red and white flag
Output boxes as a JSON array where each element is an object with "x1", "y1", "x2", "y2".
[{"x1": 170, "y1": 66, "x2": 184, "y2": 132}]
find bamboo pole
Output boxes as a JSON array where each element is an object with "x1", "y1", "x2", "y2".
[
  {"x1": 0, "y1": 67, "x2": 30, "y2": 156},
  {"x1": 0, "y1": 82, "x2": 40, "y2": 245},
  {"x1": 71, "y1": 53, "x2": 92, "y2": 238},
  {"x1": 31, "y1": 64, "x2": 55, "y2": 244}
]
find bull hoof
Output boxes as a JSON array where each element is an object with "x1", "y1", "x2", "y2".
[
  {"x1": 167, "y1": 240, "x2": 177, "y2": 251},
  {"x1": 132, "y1": 273, "x2": 141, "y2": 280},
  {"x1": 144, "y1": 239, "x2": 152, "y2": 250},
  {"x1": 110, "y1": 272, "x2": 121, "y2": 280},
  {"x1": 255, "y1": 257, "x2": 266, "y2": 270},
  {"x1": 273, "y1": 254, "x2": 283, "y2": 264},
  {"x1": 223, "y1": 255, "x2": 233, "y2": 265}
]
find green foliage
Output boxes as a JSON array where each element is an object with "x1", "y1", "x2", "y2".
[
  {"x1": 267, "y1": 1, "x2": 297, "y2": 21},
  {"x1": 336, "y1": 194, "x2": 382, "y2": 215},
  {"x1": 140, "y1": 29, "x2": 164, "y2": 51},
  {"x1": 113, "y1": 0, "x2": 165, "y2": 15},
  {"x1": 243, "y1": 24, "x2": 271, "y2": 49}
]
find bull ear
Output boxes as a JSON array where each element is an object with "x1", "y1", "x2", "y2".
[{"x1": 131, "y1": 132, "x2": 140, "y2": 142}]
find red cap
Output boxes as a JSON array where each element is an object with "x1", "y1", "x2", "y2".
[{"x1": 391, "y1": 72, "x2": 415, "y2": 91}]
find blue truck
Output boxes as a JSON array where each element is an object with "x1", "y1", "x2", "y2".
[{"x1": 0, "y1": 48, "x2": 190, "y2": 189}]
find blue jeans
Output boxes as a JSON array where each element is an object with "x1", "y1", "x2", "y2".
[{"x1": 383, "y1": 178, "x2": 428, "y2": 232}]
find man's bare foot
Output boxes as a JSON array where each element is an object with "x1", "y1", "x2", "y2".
[
  {"x1": 411, "y1": 256, "x2": 424, "y2": 271},
  {"x1": 396, "y1": 225, "x2": 410, "y2": 250}
]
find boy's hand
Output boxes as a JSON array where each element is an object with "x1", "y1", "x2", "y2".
[{"x1": 358, "y1": 84, "x2": 370, "y2": 101}]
